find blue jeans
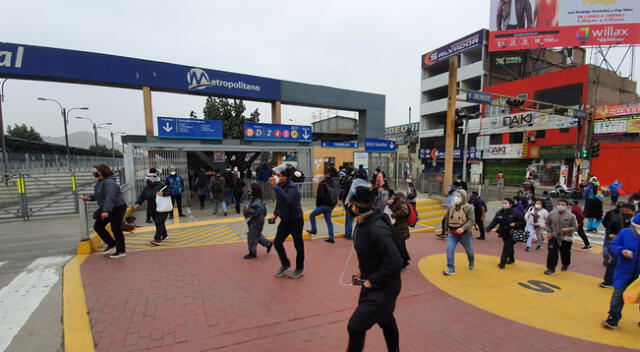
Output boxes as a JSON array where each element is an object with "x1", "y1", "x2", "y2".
[
  {"x1": 344, "y1": 211, "x2": 354, "y2": 239},
  {"x1": 607, "y1": 281, "x2": 632, "y2": 324},
  {"x1": 309, "y1": 205, "x2": 334, "y2": 239},
  {"x1": 603, "y1": 254, "x2": 618, "y2": 285},
  {"x1": 213, "y1": 200, "x2": 227, "y2": 214},
  {"x1": 446, "y1": 233, "x2": 475, "y2": 271},
  {"x1": 587, "y1": 218, "x2": 602, "y2": 230}
]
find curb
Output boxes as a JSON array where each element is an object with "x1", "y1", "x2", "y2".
[{"x1": 63, "y1": 255, "x2": 95, "y2": 352}]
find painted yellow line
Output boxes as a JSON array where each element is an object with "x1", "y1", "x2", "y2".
[
  {"x1": 63, "y1": 255, "x2": 94, "y2": 352},
  {"x1": 419, "y1": 253, "x2": 638, "y2": 349},
  {"x1": 176, "y1": 231, "x2": 234, "y2": 246}
]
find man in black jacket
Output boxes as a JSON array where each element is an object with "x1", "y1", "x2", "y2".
[
  {"x1": 307, "y1": 174, "x2": 336, "y2": 243},
  {"x1": 269, "y1": 165, "x2": 305, "y2": 279},
  {"x1": 347, "y1": 187, "x2": 404, "y2": 352}
]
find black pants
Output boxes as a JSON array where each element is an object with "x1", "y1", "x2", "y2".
[
  {"x1": 273, "y1": 217, "x2": 304, "y2": 270},
  {"x1": 476, "y1": 217, "x2": 485, "y2": 239},
  {"x1": 170, "y1": 194, "x2": 183, "y2": 216},
  {"x1": 347, "y1": 284, "x2": 401, "y2": 352},
  {"x1": 576, "y1": 225, "x2": 590, "y2": 247},
  {"x1": 152, "y1": 210, "x2": 170, "y2": 241},
  {"x1": 499, "y1": 236, "x2": 515, "y2": 265},
  {"x1": 94, "y1": 204, "x2": 127, "y2": 253},
  {"x1": 611, "y1": 195, "x2": 618, "y2": 205},
  {"x1": 234, "y1": 193, "x2": 242, "y2": 214},
  {"x1": 546, "y1": 238, "x2": 572, "y2": 271},
  {"x1": 146, "y1": 207, "x2": 152, "y2": 222},
  {"x1": 198, "y1": 194, "x2": 206, "y2": 209}
]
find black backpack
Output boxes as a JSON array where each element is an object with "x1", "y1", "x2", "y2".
[{"x1": 365, "y1": 212, "x2": 410, "y2": 266}]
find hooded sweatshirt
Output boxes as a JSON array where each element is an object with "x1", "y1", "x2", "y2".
[
  {"x1": 443, "y1": 189, "x2": 475, "y2": 236},
  {"x1": 545, "y1": 207, "x2": 578, "y2": 242},
  {"x1": 609, "y1": 213, "x2": 640, "y2": 289}
]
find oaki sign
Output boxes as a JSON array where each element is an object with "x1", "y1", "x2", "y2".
[{"x1": 480, "y1": 112, "x2": 577, "y2": 135}]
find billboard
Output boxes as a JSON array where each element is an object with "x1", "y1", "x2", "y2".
[
  {"x1": 488, "y1": 0, "x2": 640, "y2": 52},
  {"x1": 480, "y1": 111, "x2": 578, "y2": 135},
  {"x1": 483, "y1": 143, "x2": 524, "y2": 159},
  {"x1": 595, "y1": 102, "x2": 640, "y2": 119},
  {"x1": 385, "y1": 122, "x2": 419, "y2": 144},
  {"x1": 421, "y1": 30, "x2": 485, "y2": 67}
]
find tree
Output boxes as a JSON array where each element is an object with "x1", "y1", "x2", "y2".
[
  {"x1": 6, "y1": 123, "x2": 43, "y2": 142},
  {"x1": 89, "y1": 144, "x2": 122, "y2": 157},
  {"x1": 201, "y1": 97, "x2": 262, "y2": 169}
]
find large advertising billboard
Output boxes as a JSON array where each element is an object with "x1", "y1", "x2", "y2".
[
  {"x1": 421, "y1": 30, "x2": 485, "y2": 67},
  {"x1": 480, "y1": 111, "x2": 578, "y2": 135},
  {"x1": 488, "y1": 0, "x2": 640, "y2": 52},
  {"x1": 594, "y1": 102, "x2": 640, "y2": 136}
]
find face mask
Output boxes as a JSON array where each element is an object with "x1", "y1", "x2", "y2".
[
  {"x1": 535, "y1": 204, "x2": 542, "y2": 209},
  {"x1": 502, "y1": 203, "x2": 510, "y2": 210},
  {"x1": 633, "y1": 223, "x2": 640, "y2": 234},
  {"x1": 170, "y1": 171, "x2": 176, "y2": 175},
  {"x1": 273, "y1": 175, "x2": 280, "y2": 185},
  {"x1": 454, "y1": 196, "x2": 462, "y2": 205},
  {"x1": 92, "y1": 171, "x2": 99, "y2": 178},
  {"x1": 557, "y1": 205, "x2": 567, "y2": 212}
]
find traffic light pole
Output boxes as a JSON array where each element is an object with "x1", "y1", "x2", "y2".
[
  {"x1": 461, "y1": 116, "x2": 470, "y2": 182},
  {"x1": 443, "y1": 56, "x2": 458, "y2": 195}
]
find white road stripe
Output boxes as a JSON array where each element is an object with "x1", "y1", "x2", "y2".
[{"x1": 0, "y1": 255, "x2": 71, "y2": 352}]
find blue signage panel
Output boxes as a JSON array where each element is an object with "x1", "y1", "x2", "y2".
[
  {"x1": 466, "y1": 90, "x2": 493, "y2": 105},
  {"x1": 157, "y1": 117, "x2": 223, "y2": 140},
  {"x1": 572, "y1": 109, "x2": 587, "y2": 120},
  {"x1": 420, "y1": 147, "x2": 477, "y2": 160},
  {"x1": 421, "y1": 30, "x2": 485, "y2": 67},
  {"x1": 244, "y1": 122, "x2": 312, "y2": 142},
  {"x1": 0, "y1": 42, "x2": 281, "y2": 101},
  {"x1": 321, "y1": 141, "x2": 359, "y2": 148},
  {"x1": 365, "y1": 138, "x2": 396, "y2": 153}
]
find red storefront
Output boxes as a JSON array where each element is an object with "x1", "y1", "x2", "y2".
[{"x1": 483, "y1": 66, "x2": 589, "y2": 187}]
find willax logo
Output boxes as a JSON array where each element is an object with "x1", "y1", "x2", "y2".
[
  {"x1": 576, "y1": 27, "x2": 590, "y2": 41},
  {"x1": 187, "y1": 68, "x2": 211, "y2": 90}
]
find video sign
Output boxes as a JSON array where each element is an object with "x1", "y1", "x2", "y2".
[{"x1": 488, "y1": 0, "x2": 640, "y2": 52}]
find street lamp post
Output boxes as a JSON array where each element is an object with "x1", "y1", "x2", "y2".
[
  {"x1": 0, "y1": 79, "x2": 8, "y2": 178},
  {"x1": 75, "y1": 116, "x2": 111, "y2": 156},
  {"x1": 37, "y1": 98, "x2": 89, "y2": 170}
]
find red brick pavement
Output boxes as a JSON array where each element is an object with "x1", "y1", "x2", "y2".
[{"x1": 80, "y1": 232, "x2": 637, "y2": 352}]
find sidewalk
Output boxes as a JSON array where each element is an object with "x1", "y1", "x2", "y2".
[{"x1": 75, "y1": 229, "x2": 639, "y2": 351}]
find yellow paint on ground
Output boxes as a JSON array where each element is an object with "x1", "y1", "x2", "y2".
[
  {"x1": 419, "y1": 254, "x2": 640, "y2": 349},
  {"x1": 121, "y1": 224, "x2": 242, "y2": 252},
  {"x1": 63, "y1": 255, "x2": 95, "y2": 352}
]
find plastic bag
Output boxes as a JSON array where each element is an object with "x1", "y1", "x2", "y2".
[
  {"x1": 155, "y1": 186, "x2": 173, "y2": 213},
  {"x1": 623, "y1": 277, "x2": 640, "y2": 304}
]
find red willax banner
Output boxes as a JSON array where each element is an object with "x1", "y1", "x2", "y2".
[{"x1": 488, "y1": 0, "x2": 640, "y2": 52}]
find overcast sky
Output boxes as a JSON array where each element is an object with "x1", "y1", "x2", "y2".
[{"x1": 1, "y1": 1, "x2": 637, "y2": 142}]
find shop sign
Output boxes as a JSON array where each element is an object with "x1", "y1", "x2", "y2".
[
  {"x1": 480, "y1": 112, "x2": 577, "y2": 135},
  {"x1": 538, "y1": 145, "x2": 577, "y2": 159},
  {"x1": 483, "y1": 143, "x2": 524, "y2": 159}
]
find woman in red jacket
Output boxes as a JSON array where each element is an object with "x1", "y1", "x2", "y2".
[{"x1": 571, "y1": 200, "x2": 592, "y2": 250}]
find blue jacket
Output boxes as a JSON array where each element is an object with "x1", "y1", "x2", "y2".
[
  {"x1": 609, "y1": 227, "x2": 640, "y2": 289},
  {"x1": 166, "y1": 174, "x2": 184, "y2": 195},
  {"x1": 609, "y1": 183, "x2": 623, "y2": 197},
  {"x1": 273, "y1": 180, "x2": 303, "y2": 221}
]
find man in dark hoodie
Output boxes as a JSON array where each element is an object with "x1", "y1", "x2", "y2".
[
  {"x1": 346, "y1": 186, "x2": 404, "y2": 352},
  {"x1": 269, "y1": 165, "x2": 305, "y2": 279}
]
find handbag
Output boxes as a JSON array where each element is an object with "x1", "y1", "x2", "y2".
[
  {"x1": 155, "y1": 186, "x2": 174, "y2": 213},
  {"x1": 511, "y1": 228, "x2": 529, "y2": 242}
]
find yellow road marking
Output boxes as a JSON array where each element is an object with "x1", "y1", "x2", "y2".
[
  {"x1": 419, "y1": 253, "x2": 639, "y2": 349},
  {"x1": 63, "y1": 255, "x2": 94, "y2": 352}
]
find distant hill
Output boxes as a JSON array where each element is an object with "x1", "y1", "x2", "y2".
[{"x1": 43, "y1": 131, "x2": 122, "y2": 150}]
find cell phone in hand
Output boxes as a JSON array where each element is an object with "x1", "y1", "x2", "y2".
[{"x1": 351, "y1": 275, "x2": 365, "y2": 286}]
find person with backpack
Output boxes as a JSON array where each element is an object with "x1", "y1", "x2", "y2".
[
  {"x1": 487, "y1": 198, "x2": 526, "y2": 269},
  {"x1": 346, "y1": 186, "x2": 404, "y2": 352},
  {"x1": 540, "y1": 191, "x2": 554, "y2": 212},
  {"x1": 242, "y1": 183, "x2": 273, "y2": 259},
  {"x1": 443, "y1": 189, "x2": 476, "y2": 275},
  {"x1": 210, "y1": 171, "x2": 227, "y2": 216},
  {"x1": 166, "y1": 165, "x2": 185, "y2": 218},
  {"x1": 134, "y1": 173, "x2": 172, "y2": 247},
  {"x1": 469, "y1": 192, "x2": 487, "y2": 240},
  {"x1": 389, "y1": 192, "x2": 410, "y2": 268},
  {"x1": 406, "y1": 179, "x2": 417, "y2": 207},
  {"x1": 307, "y1": 173, "x2": 337, "y2": 243}
]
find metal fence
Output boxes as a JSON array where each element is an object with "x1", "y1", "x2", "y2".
[{"x1": 2, "y1": 152, "x2": 123, "y2": 173}]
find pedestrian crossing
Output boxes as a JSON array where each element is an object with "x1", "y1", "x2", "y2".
[
  {"x1": 0, "y1": 255, "x2": 71, "y2": 352},
  {"x1": 123, "y1": 224, "x2": 243, "y2": 252}
]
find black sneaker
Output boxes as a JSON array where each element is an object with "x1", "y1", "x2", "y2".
[
  {"x1": 244, "y1": 253, "x2": 257, "y2": 259},
  {"x1": 544, "y1": 269, "x2": 555, "y2": 275},
  {"x1": 150, "y1": 240, "x2": 163, "y2": 246},
  {"x1": 344, "y1": 236, "x2": 353, "y2": 240},
  {"x1": 109, "y1": 252, "x2": 127, "y2": 259},
  {"x1": 274, "y1": 266, "x2": 291, "y2": 278},
  {"x1": 599, "y1": 282, "x2": 613, "y2": 288},
  {"x1": 525, "y1": 246, "x2": 531, "y2": 252},
  {"x1": 498, "y1": 263, "x2": 505, "y2": 269},
  {"x1": 288, "y1": 270, "x2": 304, "y2": 279},
  {"x1": 476, "y1": 237, "x2": 485, "y2": 240},
  {"x1": 582, "y1": 245, "x2": 592, "y2": 250},
  {"x1": 507, "y1": 259, "x2": 515, "y2": 264},
  {"x1": 266, "y1": 242, "x2": 273, "y2": 253},
  {"x1": 561, "y1": 265, "x2": 569, "y2": 271},
  {"x1": 536, "y1": 245, "x2": 542, "y2": 251},
  {"x1": 306, "y1": 229, "x2": 317, "y2": 235},
  {"x1": 145, "y1": 219, "x2": 153, "y2": 224},
  {"x1": 324, "y1": 238, "x2": 335, "y2": 243},
  {"x1": 601, "y1": 320, "x2": 618, "y2": 329}
]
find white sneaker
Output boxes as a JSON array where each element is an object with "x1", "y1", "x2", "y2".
[
  {"x1": 443, "y1": 269, "x2": 455, "y2": 276},
  {"x1": 101, "y1": 246, "x2": 116, "y2": 256},
  {"x1": 109, "y1": 252, "x2": 127, "y2": 259}
]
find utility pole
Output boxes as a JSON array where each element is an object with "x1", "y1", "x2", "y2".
[
  {"x1": 0, "y1": 79, "x2": 8, "y2": 178},
  {"x1": 443, "y1": 56, "x2": 458, "y2": 195},
  {"x1": 461, "y1": 115, "x2": 470, "y2": 182},
  {"x1": 408, "y1": 106, "x2": 412, "y2": 182}
]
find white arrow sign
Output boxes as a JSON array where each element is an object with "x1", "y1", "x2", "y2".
[
  {"x1": 389, "y1": 141, "x2": 395, "y2": 149},
  {"x1": 301, "y1": 130, "x2": 310, "y2": 139},
  {"x1": 163, "y1": 122, "x2": 174, "y2": 133}
]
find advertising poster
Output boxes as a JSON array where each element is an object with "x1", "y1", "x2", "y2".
[
  {"x1": 353, "y1": 152, "x2": 369, "y2": 170},
  {"x1": 480, "y1": 111, "x2": 577, "y2": 135},
  {"x1": 488, "y1": 0, "x2": 640, "y2": 51}
]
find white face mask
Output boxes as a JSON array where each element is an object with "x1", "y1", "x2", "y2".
[
  {"x1": 633, "y1": 223, "x2": 640, "y2": 233},
  {"x1": 557, "y1": 205, "x2": 567, "y2": 212},
  {"x1": 454, "y1": 196, "x2": 462, "y2": 205},
  {"x1": 535, "y1": 204, "x2": 542, "y2": 209},
  {"x1": 170, "y1": 171, "x2": 176, "y2": 175}
]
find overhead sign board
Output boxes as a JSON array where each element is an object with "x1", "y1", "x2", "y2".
[
  {"x1": 385, "y1": 122, "x2": 419, "y2": 145},
  {"x1": 243, "y1": 122, "x2": 312, "y2": 142},
  {"x1": 364, "y1": 138, "x2": 396, "y2": 153},
  {"x1": 466, "y1": 90, "x2": 493, "y2": 105},
  {"x1": 0, "y1": 42, "x2": 282, "y2": 101},
  {"x1": 321, "y1": 141, "x2": 359, "y2": 148},
  {"x1": 595, "y1": 102, "x2": 640, "y2": 119},
  {"x1": 480, "y1": 112, "x2": 577, "y2": 135},
  {"x1": 594, "y1": 114, "x2": 640, "y2": 135},
  {"x1": 488, "y1": 0, "x2": 640, "y2": 52},
  {"x1": 157, "y1": 116, "x2": 223, "y2": 140},
  {"x1": 421, "y1": 30, "x2": 485, "y2": 67},
  {"x1": 420, "y1": 147, "x2": 478, "y2": 160}
]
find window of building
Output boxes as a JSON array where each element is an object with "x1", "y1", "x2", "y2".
[
  {"x1": 559, "y1": 128, "x2": 569, "y2": 133},
  {"x1": 489, "y1": 134, "x2": 502, "y2": 145},
  {"x1": 535, "y1": 130, "x2": 546, "y2": 138},
  {"x1": 534, "y1": 83, "x2": 584, "y2": 108},
  {"x1": 509, "y1": 132, "x2": 523, "y2": 143}
]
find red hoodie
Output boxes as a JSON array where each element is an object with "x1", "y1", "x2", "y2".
[{"x1": 571, "y1": 204, "x2": 585, "y2": 226}]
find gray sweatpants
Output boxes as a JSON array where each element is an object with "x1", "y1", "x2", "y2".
[{"x1": 247, "y1": 218, "x2": 270, "y2": 255}]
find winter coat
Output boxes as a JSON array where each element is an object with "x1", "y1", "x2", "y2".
[
  {"x1": 390, "y1": 198, "x2": 410, "y2": 240},
  {"x1": 243, "y1": 198, "x2": 267, "y2": 238},
  {"x1": 605, "y1": 212, "x2": 632, "y2": 247},
  {"x1": 488, "y1": 208, "x2": 525, "y2": 239},
  {"x1": 525, "y1": 207, "x2": 549, "y2": 229},
  {"x1": 91, "y1": 177, "x2": 126, "y2": 214},
  {"x1": 540, "y1": 196, "x2": 554, "y2": 212},
  {"x1": 135, "y1": 182, "x2": 171, "y2": 212},
  {"x1": 232, "y1": 176, "x2": 244, "y2": 197},
  {"x1": 609, "y1": 183, "x2": 623, "y2": 197},
  {"x1": 274, "y1": 179, "x2": 303, "y2": 221},
  {"x1": 443, "y1": 189, "x2": 475, "y2": 236},
  {"x1": 210, "y1": 176, "x2": 226, "y2": 201},
  {"x1": 584, "y1": 197, "x2": 603, "y2": 219},
  {"x1": 166, "y1": 174, "x2": 184, "y2": 195},
  {"x1": 545, "y1": 209, "x2": 578, "y2": 242},
  {"x1": 406, "y1": 186, "x2": 417, "y2": 204},
  {"x1": 609, "y1": 227, "x2": 640, "y2": 289},
  {"x1": 316, "y1": 181, "x2": 335, "y2": 207},
  {"x1": 570, "y1": 204, "x2": 585, "y2": 226},
  {"x1": 195, "y1": 174, "x2": 210, "y2": 196}
]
